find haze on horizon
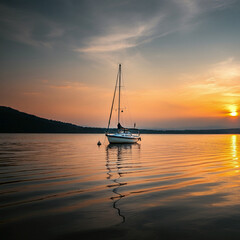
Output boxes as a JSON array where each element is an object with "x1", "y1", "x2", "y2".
[{"x1": 1, "y1": 0, "x2": 240, "y2": 130}]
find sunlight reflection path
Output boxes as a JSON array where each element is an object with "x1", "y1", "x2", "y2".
[{"x1": 231, "y1": 135, "x2": 239, "y2": 173}]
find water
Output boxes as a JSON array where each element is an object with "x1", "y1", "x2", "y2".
[{"x1": 1, "y1": 134, "x2": 240, "y2": 240}]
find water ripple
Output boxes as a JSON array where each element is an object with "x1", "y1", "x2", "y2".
[{"x1": 1, "y1": 134, "x2": 240, "y2": 239}]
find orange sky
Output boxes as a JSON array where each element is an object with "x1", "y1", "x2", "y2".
[
  {"x1": 1, "y1": 58, "x2": 240, "y2": 129},
  {"x1": 1, "y1": 1, "x2": 240, "y2": 129}
]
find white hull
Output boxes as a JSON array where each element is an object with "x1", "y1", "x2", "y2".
[{"x1": 106, "y1": 134, "x2": 140, "y2": 144}]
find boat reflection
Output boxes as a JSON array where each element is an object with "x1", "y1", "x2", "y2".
[{"x1": 105, "y1": 143, "x2": 140, "y2": 224}]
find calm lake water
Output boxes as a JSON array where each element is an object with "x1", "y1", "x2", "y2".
[{"x1": 1, "y1": 134, "x2": 240, "y2": 240}]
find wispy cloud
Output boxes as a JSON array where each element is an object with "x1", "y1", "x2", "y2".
[
  {"x1": 75, "y1": 0, "x2": 235, "y2": 55},
  {"x1": 0, "y1": 0, "x2": 235, "y2": 53},
  {"x1": 48, "y1": 81, "x2": 109, "y2": 93},
  {"x1": 189, "y1": 58, "x2": 240, "y2": 96},
  {"x1": 75, "y1": 16, "x2": 163, "y2": 53},
  {"x1": 22, "y1": 91, "x2": 41, "y2": 96},
  {"x1": 183, "y1": 58, "x2": 240, "y2": 116},
  {"x1": 0, "y1": 4, "x2": 64, "y2": 47},
  {"x1": 49, "y1": 82, "x2": 90, "y2": 90}
]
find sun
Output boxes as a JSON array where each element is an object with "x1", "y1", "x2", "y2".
[{"x1": 230, "y1": 111, "x2": 238, "y2": 117}]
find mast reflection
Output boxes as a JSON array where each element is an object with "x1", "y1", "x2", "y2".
[{"x1": 106, "y1": 143, "x2": 140, "y2": 224}]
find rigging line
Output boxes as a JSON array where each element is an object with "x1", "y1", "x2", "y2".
[{"x1": 107, "y1": 69, "x2": 119, "y2": 131}]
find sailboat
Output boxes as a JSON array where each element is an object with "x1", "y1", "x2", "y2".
[{"x1": 106, "y1": 64, "x2": 141, "y2": 144}]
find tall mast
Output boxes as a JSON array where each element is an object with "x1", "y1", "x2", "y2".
[{"x1": 118, "y1": 64, "x2": 121, "y2": 124}]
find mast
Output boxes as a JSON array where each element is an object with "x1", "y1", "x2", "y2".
[{"x1": 118, "y1": 64, "x2": 121, "y2": 125}]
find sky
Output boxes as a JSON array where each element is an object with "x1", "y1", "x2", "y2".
[{"x1": 1, "y1": 0, "x2": 240, "y2": 129}]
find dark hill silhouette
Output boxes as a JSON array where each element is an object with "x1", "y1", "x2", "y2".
[
  {"x1": 1, "y1": 106, "x2": 240, "y2": 134},
  {"x1": 0, "y1": 106, "x2": 105, "y2": 133}
]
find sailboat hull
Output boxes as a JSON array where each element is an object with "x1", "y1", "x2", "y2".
[{"x1": 106, "y1": 134, "x2": 140, "y2": 144}]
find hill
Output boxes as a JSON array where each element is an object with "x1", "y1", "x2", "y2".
[
  {"x1": 1, "y1": 106, "x2": 240, "y2": 134},
  {"x1": 0, "y1": 106, "x2": 105, "y2": 133}
]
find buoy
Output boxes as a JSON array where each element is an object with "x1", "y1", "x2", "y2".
[{"x1": 97, "y1": 141, "x2": 101, "y2": 146}]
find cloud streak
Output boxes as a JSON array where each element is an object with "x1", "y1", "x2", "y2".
[
  {"x1": 76, "y1": 0, "x2": 235, "y2": 54},
  {"x1": 0, "y1": 0, "x2": 235, "y2": 53},
  {"x1": 0, "y1": 4, "x2": 65, "y2": 47},
  {"x1": 75, "y1": 16, "x2": 164, "y2": 53},
  {"x1": 182, "y1": 58, "x2": 240, "y2": 116},
  {"x1": 190, "y1": 58, "x2": 240, "y2": 97}
]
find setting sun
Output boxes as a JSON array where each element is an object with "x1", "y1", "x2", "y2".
[{"x1": 230, "y1": 112, "x2": 238, "y2": 117}]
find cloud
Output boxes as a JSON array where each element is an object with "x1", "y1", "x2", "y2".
[
  {"x1": 48, "y1": 81, "x2": 109, "y2": 93},
  {"x1": 0, "y1": 4, "x2": 65, "y2": 47},
  {"x1": 189, "y1": 58, "x2": 240, "y2": 96},
  {"x1": 49, "y1": 81, "x2": 91, "y2": 90},
  {"x1": 76, "y1": 0, "x2": 235, "y2": 54},
  {"x1": 0, "y1": 0, "x2": 235, "y2": 53},
  {"x1": 75, "y1": 16, "x2": 164, "y2": 53},
  {"x1": 210, "y1": 58, "x2": 240, "y2": 82},
  {"x1": 22, "y1": 91, "x2": 41, "y2": 96},
  {"x1": 183, "y1": 58, "x2": 240, "y2": 116}
]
